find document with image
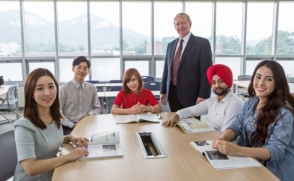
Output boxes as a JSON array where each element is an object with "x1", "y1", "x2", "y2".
[
  {"x1": 115, "y1": 113, "x2": 160, "y2": 124},
  {"x1": 79, "y1": 129, "x2": 123, "y2": 160},
  {"x1": 190, "y1": 140, "x2": 261, "y2": 170},
  {"x1": 176, "y1": 118, "x2": 215, "y2": 134}
]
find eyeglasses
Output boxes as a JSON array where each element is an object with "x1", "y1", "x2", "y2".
[{"x1": 174, "y1": 21, "x2": 189, "y2": 27}]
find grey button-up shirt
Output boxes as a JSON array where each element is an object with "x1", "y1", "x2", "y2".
[{"x1": 59, "y1": 79, "x2": 101, "y2": 128}]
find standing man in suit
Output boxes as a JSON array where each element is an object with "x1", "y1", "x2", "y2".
[{"x1": 160, "y1": 13, "x2": 213, "y2": 112}]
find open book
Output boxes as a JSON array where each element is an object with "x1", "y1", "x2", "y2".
[
  {"x1": 115, "y1": 113, "x2": 160, "y2": 124},
  {"x1": 176, "y1": 118, "x2": 215, "y2": 134},
  {"x1": 79, "y1": 129, "x2": 123, "y2": 160},
  {"x1": 190, "y1": 140, "x2": 261, "y2": 170}
]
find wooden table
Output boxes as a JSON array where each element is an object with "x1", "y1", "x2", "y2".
[
  {"x1": 53, "y1": 113, "x2": 278, "y2": 181},
  {"x1": 233, "y1": 81, "x2": 294, "y2": 96}
]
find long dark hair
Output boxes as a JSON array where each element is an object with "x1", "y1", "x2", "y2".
[
  {"x1": 248, "y1": 60, "x2": 294, "y2": 146},
  {"x1": 122, "y1": 68, "x2": 143, "y2": 94},
  {"x1": 24, "y1": 68, "x2": 63, "y2": 129}
]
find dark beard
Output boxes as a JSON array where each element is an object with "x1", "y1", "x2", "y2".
[{"x1": 213, "y1": 87, "x2": 229, "y2": 96}]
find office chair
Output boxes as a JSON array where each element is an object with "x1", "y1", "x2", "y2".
[
  {"x1": 109, "y1": 80, "x2": 122, "y2": 83},
  {"x1": 287, "y1": 76, "x2": 294, "y2": 83},
  {"x1": 86, "y1": 80, "x2": 102, "y2": 92},
  {"x1": 110, "y1": 86, "x2": 122, "y2": 91},
  {"x1": 142, "y1": 76, "x2": 155, "y2": 83},
  {"x1": 237, "y1": 75, "x2": 252, "y2": 100},
  {"x1": 0, "y1": 84, "x2": 22, "y2": 125},
  {"x1": 0, "y1": 130, "x2": 18, "y2": 181},
  {"x1": 144, "y1": 81, "x2": 161, "y2": 91}
]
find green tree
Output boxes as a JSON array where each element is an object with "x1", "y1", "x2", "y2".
[
  {"x1": 134, "y1": 40, "x2": 147, "y2": 55},
  {"x1": 219, "y1": 35, "x2": 241, "y2": 54}
]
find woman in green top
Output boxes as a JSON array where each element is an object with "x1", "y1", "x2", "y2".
[{"x1": 14, "y1": 68, "x2": 89, "y2": 181}]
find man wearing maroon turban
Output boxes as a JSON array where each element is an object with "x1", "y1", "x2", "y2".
[{"x1": 162, "y1": 64, "x2": 244, "y2": 132}]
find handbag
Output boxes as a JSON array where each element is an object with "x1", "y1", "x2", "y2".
[{"x1": 0, "y1": 76, "x2": 4, "y2": 86}]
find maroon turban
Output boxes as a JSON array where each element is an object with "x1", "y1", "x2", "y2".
[{"x1": 206, "y1": 64, "x2": 233, "y2": 88}]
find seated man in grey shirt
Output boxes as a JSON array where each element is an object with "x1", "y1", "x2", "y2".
[{"x1": 60, "y1": 56, "x2": 101, "y2": 135}]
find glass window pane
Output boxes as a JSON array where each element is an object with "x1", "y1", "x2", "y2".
[
  {"x1": 59, "y1": 58, "x2": 89, "y2": 82},
  {"x1": 277, "y1": 2, "x2": 294, "y2": 55},
  {"x1": 57, "y1": 2, "x2": 88, "y2": 56},
  {"x1": 0, "y1": 1, "x2": 22, "y2": 57},
  {"x1": 216, "y1": 3, "x2": 242, "y2": 55},
  {"x1": 29, "y1": 62, "x2": 55, "y2": 75},
  {"x1": 245, "y1": 60, "x2": 261, "y2": 75},
  {"x1": 125, "y1": 61, "x2": 149, "y2": 76},
  {"x1": 277, "y1": 61, "x2": 294, "y2": 77},
  {"x1": 122, "y1": 2, "x2": 151, "y2": 55},
  {"x1": 0, "y1": 63, "x2": 22, "y2": 81},
  {"x1": 186, "y1": 2, "x2": 212, "y2": 43},
  {"x1": 215, "y1": 57, "x2": 241, "y2": 80},
  {"x1": 156, "y1": 60, "x2": 164, "y2": 78},
  {"x1": 154, "y1": 2, "x2": 182, "y2": 55},
  {"x1": 24, "y1": 1, "x2": 55, "y2": 57},
  {"x1": 92, "y1": 58, "x2": 120, "y2": 81},
  {"x1": 90, "y1": 2, "x2": 119, "y2": 56},
  {"x1": 246, "y1": 3, "x2": 273, "y2": 55}
]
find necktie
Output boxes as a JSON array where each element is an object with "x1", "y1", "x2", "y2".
[{"x1": 172, "y1": 39, "x2": 184, "y2": 85}]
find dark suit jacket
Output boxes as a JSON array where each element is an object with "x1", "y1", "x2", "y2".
[{"x1": 160, "y1": 34, "x2": 212, "y2": 107}]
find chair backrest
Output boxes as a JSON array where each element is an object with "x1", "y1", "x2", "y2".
[
  {"x1": 238, "y1": 75, "x2": 252, "y2": 81},
  {"x1": 6, "y1": 84, "x2": 18, "y2": 104},
  {"x1": 86, "y1": 80, "x2": 100, "y2": 84},
  {"x1": 142, "y1": 76, "x2": 155, "y2": 83},
  {"x1": 0, "y1": 130, "x2": 18, "y2": 181},
  {"x1": 109, "y1": 80, "x2": 122, "y2": 83},
  {"x1": 287, "y1": 76, "x2": 294, "y2": 83},
  {"x1": 110, "y1": 86, "x2": 122, "y2": 91},
  {"x1": 144, "y1": 81, "x2": 161, "y2": 91}
]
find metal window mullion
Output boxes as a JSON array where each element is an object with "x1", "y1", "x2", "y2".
[
  {"x1": 150, "y1": 1, "x2": 155, "y2": 77},
  {"x1": 211, "y1": 1, "x2": 216, "y2": 63},
  {"x1": 241, "y1": 1, "x2": 248, "y2": 75},
  {"x1": 54, "y1": 0, "x2": 60, "y2": 81},
  {"x1": 19, "y1": 0, "x2": 26, "y2": 81},
  {"x1": 119, "y1": 0, "x2": 123, "y2": 77},
  {"x1": 271, "y1": 1, "x2": 279, "y2": 60},
  {"x1": 87, "y1": 0, "x2": 92, "y2": 80}
]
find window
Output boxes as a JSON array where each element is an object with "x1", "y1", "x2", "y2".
[
  {"x1": 245, "y1": 60, "x2": 261, "y2": 75},
  {"x1": 0, "y1": 63, "x2": 22, "y2": 81},
  {"x1": 215, "y1": 57, "x2": 241, "y2": 80},
  {"x1": 91, "y1": 58, "x2": 120, "y2": 81},
  {"x1": 57, "y1": 2, "x2": 88, "y2": 56},
  {"x1": 186, "y1": 2, "x2": 212, "y2": 43},
  {"x1": 277, "y1": 2, "x2": 294, "y2": 55},
  {"x1": 90, "y1": 1, "x2": 119, "y2": 56},
  {"x1": 122, "y1": 2, "x2": 151, "y2": 55},
  {"x1": 277, "y1": 60, "x2": 294, "y2": 76},
  {"x1": 28, "y1": 62, "x2": 55, "y2": 75},
  {"x1": 125, "y1": 60, "x2": 149, "y2": 76},
  {"x1": 216, "y1": 2, "x2": 242, "y2": 55},
  {"x1": 154, "y1": 2, "x2": 181, "y2": 55},
  {"x1": 0, "y1": 1, "x2": 22, "y2": 57},
  {"x1": 155, "y1": 60, "x2": 164, "y2": 78},
  {"x1": 246, "y1": 2, "x2": 274, "y2": 55},
  {"x1": 24, "y1": 1, "x2": 55, "y2": 57}
]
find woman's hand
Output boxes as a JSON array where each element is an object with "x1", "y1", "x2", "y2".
[
  {"x1": 67, "y1": 148, "x2": 89, "y2": 162},
  {"x1": 215, "y1": 140, "x2": 241, "y2": 156},
  {"x1": 69, "y1": 135, "x2": 89, "y2": 148},
  {"x1": 162, "y1": 114, "x2": 179, "y2": 128}
]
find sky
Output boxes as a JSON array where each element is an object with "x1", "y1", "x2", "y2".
[{"x1": 1, "y1": 1, "x2": 294, "y2": 40}]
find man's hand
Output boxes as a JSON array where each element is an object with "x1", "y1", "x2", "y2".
[
  {"x1": 160, "y1": 94, "x2": 167, "y2": 105},
  {"x1": 162, "y1": 114, "x2": 179, "y2": 128}
]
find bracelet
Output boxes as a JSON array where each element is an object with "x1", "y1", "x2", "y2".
[{"x1": 150, "y1": 106, "x2": 154, "y2": 113}]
